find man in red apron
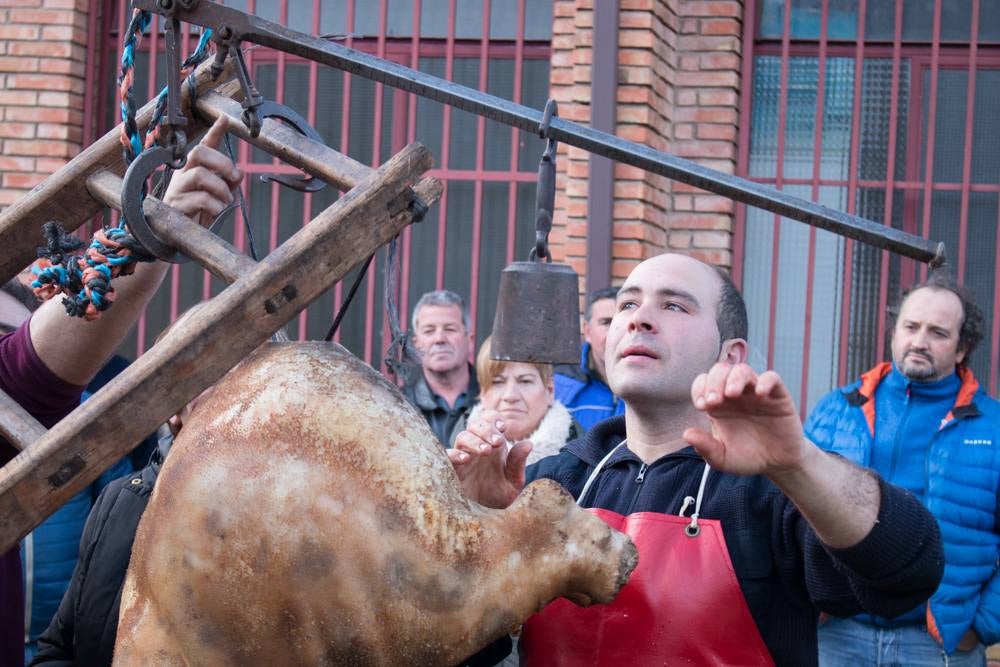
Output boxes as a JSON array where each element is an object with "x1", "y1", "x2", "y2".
[{"x1": 450, "y1": 253, "x2": 944, "y2": 666}]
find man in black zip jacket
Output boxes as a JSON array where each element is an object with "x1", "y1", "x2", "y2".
[
  {"x1": 450, "y1": 253, "x2": 944, "y2": 666},
  {"x1": 29, "y1": 427, "x2": 172, "y2": 667}
]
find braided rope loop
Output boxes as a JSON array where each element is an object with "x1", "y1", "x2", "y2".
[{"x1": 31, "y1": 14, "x2": 214, "y2": 319}]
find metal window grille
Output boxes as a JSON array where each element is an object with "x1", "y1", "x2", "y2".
[
  {"x1": 90, "y1": 0, "x2": 552, "y2": 371},
  {"x1": 736, "y1": 0, "x2": 1000, "y2": 413}
]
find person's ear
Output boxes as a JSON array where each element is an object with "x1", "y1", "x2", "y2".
[{"x1": 719, "y1": 338, "x2": 748, "y2": 365}]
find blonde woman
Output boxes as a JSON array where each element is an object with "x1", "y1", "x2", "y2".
[{"x1": 452, "y1": 336, "x2": 582, "y2": 465}]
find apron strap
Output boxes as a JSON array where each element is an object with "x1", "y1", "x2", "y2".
[
  {"x1": 578, "y1": 440, "x2": 712, "y2": 538},
  {"x1": 680, "y1": 461, "x2": 712, "y2": 537},
  {"x1": 576, "y1": 439, "x2": 627, "y2": 507}
]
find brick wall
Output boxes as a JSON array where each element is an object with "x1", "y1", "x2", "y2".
[
  {"x1": 0, "y1": 0, "x2": 90, "y2": 209},
  {"x1": 668, "y1": 0, "x2": 742, "y2": 269},
  {"x1": 549, "y1": 0, "x2": 744, "y2": 280}
]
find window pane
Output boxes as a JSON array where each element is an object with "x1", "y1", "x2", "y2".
[
  {"x1": 524, "y1": 0, "x2": 554, "y2": 40},
  {"x1": 963, "y1": 193, "x2": 997, "y2": 385},
  {"x1": 858, "y1": 59, "x2": 910, "y2": 182},
  {"x1": 476, "y1": 182, "x2": 512, "y2": 339},
  {"x1": 921, "y1": 68, "x2": 967, "y2": 182},
  {"x1": 319, "y1": 0, "x2": 350, "y2": 35},
  {"x1": 447, "y1": 59, "x2": 482, "y2": 170},
  {"x1": 517, "y1": 59, "x2": 550, "y2": 172},
  {"x1": 405, "y1": 199, "x2": 442, "y2": 312},
  {"x1": 759, "y1": 0, "x2": 859, "y2": 39},
  {"x1": 414, "y1": 57, "x2": 444, "y2": 159},
  {"x1": 866, "y1": 0, "x2": 975, "y2": 42},
  {"x1": 484, "y1": 59, "x2": 515, "y2": 170},
  {"x1": 971, "y1": 70, "x2": 1000, "y2": 183},
  {"x1": 748, "y1": 56, "x2": 780, "y2": 179},
  {"x1": 314, "y1": 67, "x2": 346, "y2": 151}
]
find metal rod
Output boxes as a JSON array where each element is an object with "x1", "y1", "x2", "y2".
[{"x1": 134, "y1": 0, "x2": 945, "y2": 265}]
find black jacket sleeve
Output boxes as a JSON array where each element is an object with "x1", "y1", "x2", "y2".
[
  {"x1": 30, "y1": 475, "x2": 128, "y2": 666},
  {"x1": 782, "y1": 475, "x2": 945, "y2": 619},
  {"x1": 31, "y1": 462, "x2": 157, "y2": 667}
]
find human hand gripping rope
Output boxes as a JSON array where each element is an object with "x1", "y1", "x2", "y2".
[{"x1": 30, "y1": 8, "x2": 215, "y2": 320}]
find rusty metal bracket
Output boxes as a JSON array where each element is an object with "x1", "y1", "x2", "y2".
[
  {"x1": 121, "y1": 145, "x2": 190, "y2": 264},
  {"x1": 256, "y1": 100, "x2": 326, "y2": 193}
]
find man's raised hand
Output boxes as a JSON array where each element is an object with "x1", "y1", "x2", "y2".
[{"x1": 683, "y1": 362, "x2": 811, "y2": 479}]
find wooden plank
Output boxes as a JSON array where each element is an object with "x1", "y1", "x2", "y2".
[
  {"x1": 0, "y1": 59, "x2": 237, "y2": 286},
  {"x1": 0, "y1": 389, "x2": 46, "y2": 452},
  {"x1": 86, "y1": 172, "x2": 441, "y2": 286},
  {"x1": 195, "y1": 89, "x2": 371, "y2": 191},
  {"x1": 0, "y1": 142, "x2": 434, "y2": 553},
  {"x1": 86, "y1": 170, "x2": 256, "y2": 283},
  {"x1": 192, "y1": 88, "x2": 443, "y2": 205}
]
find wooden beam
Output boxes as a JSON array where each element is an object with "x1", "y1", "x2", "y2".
[
  {"x1": 0, "y1": 59, "x2": 236, "y2": 286},
  {"x1": 195, "y1": 90, "x2": 371, "y2": 191},
  {"x1": 0, "y1": 142, "x2": 435, "y2": 552},
  {"x1": 0, "y1": 389, "x2": 46, "y2": 452},
  {"x1": 86, "y1": 170, "x2": 256, "y2": 283}
]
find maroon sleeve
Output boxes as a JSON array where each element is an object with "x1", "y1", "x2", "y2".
[{"x1": 0, "y1": 318, "x2": 85, "y2": 465}]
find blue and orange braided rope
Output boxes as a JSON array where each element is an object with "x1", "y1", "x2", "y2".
[{"x1": 32, "y1": 10, "x2": 214, "y2": 320}]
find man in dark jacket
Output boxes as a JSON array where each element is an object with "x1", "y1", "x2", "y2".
[
  {"x1": 28, "y1": 429, "x2": 170, "y2": 667},
  {"x1": 401, "y1": 290, "x2": 478, "y2": 446},
  {"x1": 450, "y1": 253, "x2": 944, "y2": 666}
]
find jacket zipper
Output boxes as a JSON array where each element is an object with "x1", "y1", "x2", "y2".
[{"x1": 625, "y1": 462, "x2": 647, "y2": 514}]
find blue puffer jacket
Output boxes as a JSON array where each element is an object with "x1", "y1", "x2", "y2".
[
  {"x1": 553, "y1": 343, "x2": 623, "y2": 431},
  {"x1": 805, "y1": 362, "x2": 1000, "y2": 654}
]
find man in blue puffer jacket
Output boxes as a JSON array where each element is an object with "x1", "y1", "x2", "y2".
[
  {"x1": 554, "y1": 287, "x2": 624, "y2": 431},
  {"x1": 808, "y1": 271, "x2": 1000, "y2": 666}
]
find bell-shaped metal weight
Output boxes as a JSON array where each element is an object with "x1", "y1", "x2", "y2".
[{"x1": 491, "y1": 261, "x2": 581, "y2": 364}]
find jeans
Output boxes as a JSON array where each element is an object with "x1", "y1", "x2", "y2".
[{"x1": 818, "y1": 617, "x2": 986, "y2": 667}]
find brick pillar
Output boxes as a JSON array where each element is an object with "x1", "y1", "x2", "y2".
[
  {"x1": 547, "y1": 0, "x2": 595, "y2": 281},
  {"x1": 550, "y1": 0, "x2": 744, "y2": 275},
  {"x1": 668, "y1": 0, "x2": 742, "y2": 269},
  {"x1": 0, "y1": 0, "x2": 89, "y2": 210}
]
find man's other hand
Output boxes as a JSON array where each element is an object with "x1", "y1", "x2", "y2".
[{"x1": 683, "y1": 362, "x2": 809, "y2": 479}]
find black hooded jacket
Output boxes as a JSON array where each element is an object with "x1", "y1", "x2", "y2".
[
  {"x1": 30, "y1": 432, "x2": 170, "y2": 667},
  {"x1": 525, "y1": 416, "x2": 945, "y2": 667}
]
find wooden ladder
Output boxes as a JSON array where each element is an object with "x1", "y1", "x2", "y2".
[{"x1": 0, "y1": 58, "x2": 442, "y2": 553}]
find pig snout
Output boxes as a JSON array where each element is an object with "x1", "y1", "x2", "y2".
[{"x1": 510, "y1": 479, "x2": 638, "y2": 608}]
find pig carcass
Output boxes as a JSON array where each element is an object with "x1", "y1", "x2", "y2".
[{"x1": 114, "y1": 342, "x2": 637, "y2": 666}]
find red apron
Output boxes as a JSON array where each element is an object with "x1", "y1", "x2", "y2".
[{"x1": 520, "y1": 457, "x2": 773, "y2": 666}]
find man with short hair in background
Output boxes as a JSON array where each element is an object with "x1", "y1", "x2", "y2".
[
  {"x1": 554, "y1": 287, "x2": 624, "y2": 431},
  {"x1": 809, "y1": 272, "x2": 1000, "y2": 666},
  {"x1": 402, "y1": 290, "x2": 478, "y2": 446}
]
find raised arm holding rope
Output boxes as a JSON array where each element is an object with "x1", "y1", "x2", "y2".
[{"x1": 0, "y1": 116, "x2": 240, "y2": 667}]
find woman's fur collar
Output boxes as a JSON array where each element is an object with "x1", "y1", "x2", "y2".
[{"x1": 467, "y1": 400, "x2": 573, "y2": 464}]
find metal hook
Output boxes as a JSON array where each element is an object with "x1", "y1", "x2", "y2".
[
  {"x1": 538, "y1": 98, "x2": 558, "y2": 140},
  {"x1": 255, "y1": 100, "x2": 327, "y2": 193},
  {"x1": 121, "y1": 146, "x2": 190, "y2": 264},
  {"x1": 531, "y1": 99, "x2": 558, "y2": 262},
  {"x1": 214, "y1": 25, "x2": 264, "y2": 137},
  {"x1": 929, "y1": 242, "x2": 947, "y2": 269}
]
